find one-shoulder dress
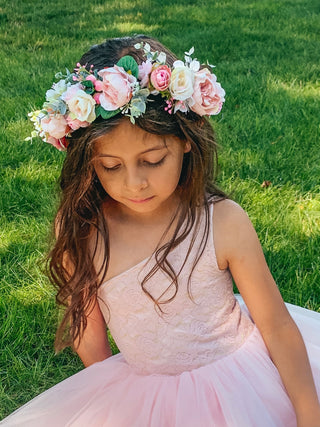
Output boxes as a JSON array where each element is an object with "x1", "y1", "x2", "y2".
[{"x1": 1, "y1": 204, "x2": 320, "y2": 426}]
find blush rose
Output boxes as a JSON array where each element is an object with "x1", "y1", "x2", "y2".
[
  {"x1": 98, "y1": 65, "x2": 136, "y2": 110},
  {"x1": 191, "y1": 69, "x2": 225, "y2": 116},
  {"x1": 66, "y1": 116, "x2": 90, "y2": 131},
  {"x1": 40, "y1": 114, "x2": 69, "y2": 140}
]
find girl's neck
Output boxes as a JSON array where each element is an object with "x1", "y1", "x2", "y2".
[
  {"x1": 98, "y1": 192, "x2": 184, "y2": 283},
  {"x1": 105, "y1": 192, "x2": 181, "y2": 227}
]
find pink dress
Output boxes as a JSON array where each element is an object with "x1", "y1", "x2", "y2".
[{"x1": 1, "y1": 204, "x2": 320, "y2": 426}]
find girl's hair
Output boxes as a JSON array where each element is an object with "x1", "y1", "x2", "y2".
[{"x1": 48, "y1": 35, "x2": 227, "y2": 351}]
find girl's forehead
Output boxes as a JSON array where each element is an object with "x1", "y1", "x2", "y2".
[{"x1": 95, "y1": 120, "x2": 175, "y2": 155}]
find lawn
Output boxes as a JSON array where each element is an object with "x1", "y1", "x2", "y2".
[{"x1": 0, "y1": 0, "x2": 319, "y2": 419}]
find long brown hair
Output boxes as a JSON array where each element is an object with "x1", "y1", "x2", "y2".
[{"x1": 48, "y1": 35, "x2": 227, "y2": 351}]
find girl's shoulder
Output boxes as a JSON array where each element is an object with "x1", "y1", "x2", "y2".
[
  {"x1": 212, "y1": 198, "x2": 251, "y2": 230},
  {"x1": 212, "y1": 199, "x2": 258, "y2": 270}
]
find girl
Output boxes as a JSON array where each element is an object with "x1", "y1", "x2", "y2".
[{"x1": 2, "y1": 35, "x2": 320, "y2": 427}]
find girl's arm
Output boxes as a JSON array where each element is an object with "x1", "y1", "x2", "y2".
[
  {"x1": 55, "y1": 218, "x2": 112, "y2": 367},
  {"x1": 214, "y1": 200, "x2": 320, "y2": 426},
  {"x1": 73, "y1": 296, "x2": 113, "y2": 367}
]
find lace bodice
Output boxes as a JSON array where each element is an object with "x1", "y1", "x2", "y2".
[{"x1": 98, "y1": 203, "x2": 254, "y2": 375}]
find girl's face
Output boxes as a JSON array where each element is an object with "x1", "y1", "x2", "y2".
[{"x1": 93, "y1": 119, "x2": 190, "y2": 217}]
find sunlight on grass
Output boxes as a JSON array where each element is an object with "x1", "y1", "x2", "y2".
[
  {"x1": 112, "y1": 22, "x2": 160, "y2": 33},
  {"x1": 91, "y1": 0, "x2": 150, "y2": 11},
  {"x1": 267, "y1": 78, "x2": 320, "y2": 99},
  {"x1": 9, "y1": 281, "x2": 54, "y2": 304},
  {"x1": 297, "y1": 196, "x2": 320, "y2": 237},
  {"x1": 11, "y1": 160, "x2": 59, "y2": 182}
]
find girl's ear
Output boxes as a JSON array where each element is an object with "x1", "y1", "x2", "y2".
[{"x1": 184, "y1": 141, "x2": 191, "y2": 153}]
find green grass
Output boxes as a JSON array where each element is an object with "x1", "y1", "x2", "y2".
[{"x1": 1, "y1": 0, "x2": 319, "y2": 419}]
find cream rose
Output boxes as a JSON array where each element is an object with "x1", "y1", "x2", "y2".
[
  {"x1": 169, "y1": 65, "x2": 194, "y2": 101},
  {"x1": 191, "y1": 69, "x2": 225, "y2": 116},
  {"x1": 64, "y1": 85, "x2": 96, "y2": 122}
]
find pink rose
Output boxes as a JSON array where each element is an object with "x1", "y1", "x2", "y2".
[
  {"x1": 138, "y1": 60, "x2": 152, "y2": 88},
  {"x1": 98, "y1": 65, "x2": 136, "y2": 110},
  {"x1": 47, "y1": 136, "x2": 68, "y2": 151},
  {"x1": 41, "y1": 114, "x2": 69, "y2": 139},
  {"x1": 191, "y1": 68, "x2": 225, "y2": 116},
  {"x1": 150, "y1": 65, "x2": 171, "y2": 91},
  {"x1": 66, "y1": 116, "x2": 90, "y2": 130}
]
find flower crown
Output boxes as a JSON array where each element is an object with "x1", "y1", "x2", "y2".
[{"x1": 26, "y1": 43, "x2": 225, "y2": 151}]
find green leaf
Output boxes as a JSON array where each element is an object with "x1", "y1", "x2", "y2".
[
  {"x1": 82, "y1": 80, "x2": 94, "y2": 95},
  {"x1": 96, "y1": 105, "x2": 121, "y2": 120},
  {"x1": 82, "y1": 80, "x2": 94, "y2": 89},
  {"x1": 95, "y1": 105, "x2": 103, "y2": 116},
  {"x1": 116, "y1": 55, "x2": 139, "y2": 79}
]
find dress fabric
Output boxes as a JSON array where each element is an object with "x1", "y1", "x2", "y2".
[{"x1": 1, "y1": 203, "x2": 320, "y2": 427}]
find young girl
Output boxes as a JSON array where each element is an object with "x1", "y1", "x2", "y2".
[{"x1": 2, "y1": 35, "x2": 320, "y2": 427}]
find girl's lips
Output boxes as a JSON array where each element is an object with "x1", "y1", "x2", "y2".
[{"x1": 128, "y1": 196, "x2": 154, "y2": 204}]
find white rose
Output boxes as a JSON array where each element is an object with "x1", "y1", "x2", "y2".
[
  {"x1": 66, "y1": 89, "x2": 96, "y2": 122},
  {"x1": 169, "y1": 66, "x2": 194, "y2": 101},
  {"x1": 46, "y1": 80, "x2": 69, "y2": 102}
]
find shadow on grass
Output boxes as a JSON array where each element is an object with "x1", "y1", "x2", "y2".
[{"x1": 264, "y1": 238, "x2": 320, "y2": 310}]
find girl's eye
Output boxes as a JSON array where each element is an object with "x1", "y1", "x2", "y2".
[
  {"x1": 102, "y1": 156, "x2": 166, "y2": 172},
  {"x1": 144, "y1": 156, "x2": 166, "y2": 168},
  {"x1": 103, "y1": 164, "x2": 121, "y2": 172}
]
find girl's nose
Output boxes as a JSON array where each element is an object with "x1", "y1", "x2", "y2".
[{"x1": 124, "y1": 168, "x2": 148, "y2": 192}]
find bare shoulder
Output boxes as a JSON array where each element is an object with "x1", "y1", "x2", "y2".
[
  {"x1": 212, "y1": 199, "x2": 258, "y2": 270},
  {"x1": 213, "y1": 199, "x2": 250, "y2": 224},
  {"x1": 213, "y1": 199, "x2": 292, "y2": 334}
]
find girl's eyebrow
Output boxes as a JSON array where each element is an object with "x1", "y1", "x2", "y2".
[{"x1": 97, "y1": 145, "x2": 167, "y2": 158}]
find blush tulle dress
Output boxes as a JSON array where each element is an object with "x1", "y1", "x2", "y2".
[{"x1": 1, "y1": 204, "x2": 320, "y2": 427}]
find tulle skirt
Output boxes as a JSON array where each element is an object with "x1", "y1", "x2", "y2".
[{"x1": 1, "y1": 298, "x2": 319, "y2": 427}]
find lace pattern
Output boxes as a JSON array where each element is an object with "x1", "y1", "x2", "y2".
[{"x1": 98, "y1": 203, "x2": 254, "y2": 375}]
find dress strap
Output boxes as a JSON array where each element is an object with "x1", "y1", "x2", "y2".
[{"x1": 206, "y1": 198, "x2": 224, "y2": 272}]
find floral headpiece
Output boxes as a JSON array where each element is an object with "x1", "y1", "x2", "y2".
[{"x1": 26, "y1": 43, "x2": 225, "y2": 151}]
